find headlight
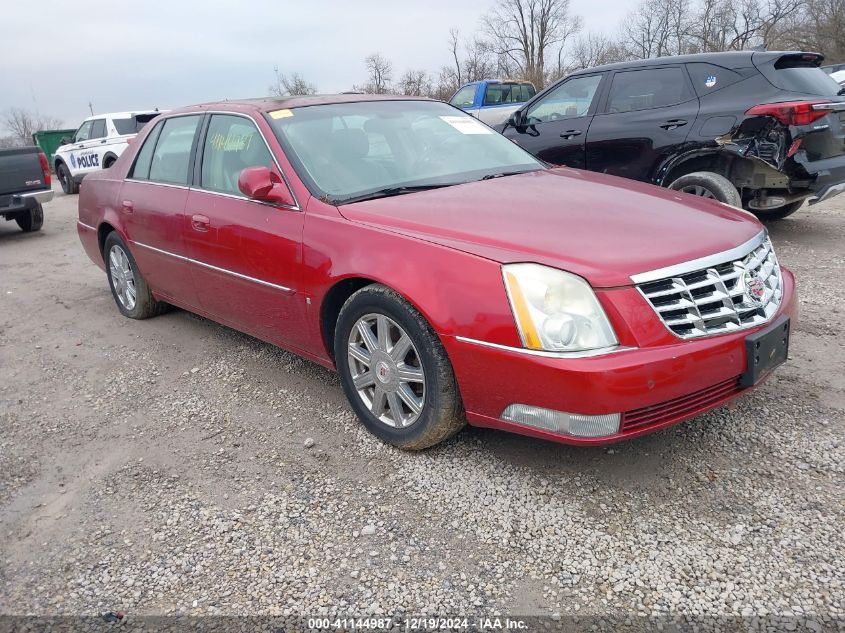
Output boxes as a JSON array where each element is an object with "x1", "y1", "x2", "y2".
[{"x1": 502, "y1": 263, "x2": 618, "y2": 352}]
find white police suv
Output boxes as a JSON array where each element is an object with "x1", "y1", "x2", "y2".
[{"x1": 54, "y1": 110, "x2": 163, "y2": 194}]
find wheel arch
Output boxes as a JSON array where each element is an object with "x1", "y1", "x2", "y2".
[
  {"x1": 320, "y1": 275, "x2": 441, "y2": 363},
  {"x1": 656, "y1": 149, "x2": 737, "y2": 187},
  {"x1": 97, "y1": 221, "x2": 118, "y2": 259}
]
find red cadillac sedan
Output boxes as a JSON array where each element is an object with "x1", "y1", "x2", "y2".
[{"x1": 77, "y1": 95, "x2": 796, "y2": 449}]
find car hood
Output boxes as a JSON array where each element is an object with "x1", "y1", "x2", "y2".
[{"x1": 337, "y1": 168, "x2": 763, "y2": 288}]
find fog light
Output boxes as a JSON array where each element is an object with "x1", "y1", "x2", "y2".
[{"x1": 501, "y1": 404, "x2": 620, "y2": 438}]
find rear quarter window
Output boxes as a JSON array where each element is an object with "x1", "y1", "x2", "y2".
[
  {"x1": 129, "y1": 121, "x2": 163, "y2": 180},
  {"x1": 114, "y1": 115, "x2": 159, "y2": 135},
  {"x1": 686, "y1": 63, "x2": 745, "y2": 96}
]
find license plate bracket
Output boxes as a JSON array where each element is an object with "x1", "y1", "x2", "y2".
[{"x1": 740, "y1": 315, "x2": 790, "y2": 387}]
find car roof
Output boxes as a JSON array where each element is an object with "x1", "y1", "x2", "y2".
[
  {"x1": 163, "y1": 94, "x2": 434, "y2": 117},
  {"x1": 81, "y1": 110, "x2": 162, "y2": 122},
  {"x1": 567, "y1": 50, "x2": 820, "y2": 75}
]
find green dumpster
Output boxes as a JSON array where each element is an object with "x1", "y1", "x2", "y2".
[{"x1": 32, "y1": 129, "x2": 76, "y2": 171}]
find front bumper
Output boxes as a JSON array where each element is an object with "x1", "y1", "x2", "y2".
[{"x1": 443, "y1": 267, "x2": 796, "y2": 446}]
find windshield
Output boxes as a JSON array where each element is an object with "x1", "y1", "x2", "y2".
[{"x1": 267, "y1": 100, "x2": 543, "y2": 204}]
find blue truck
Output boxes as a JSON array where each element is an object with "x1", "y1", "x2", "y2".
[{"x1": 448, "y1": 79, "x2": 536, "y2": 129}]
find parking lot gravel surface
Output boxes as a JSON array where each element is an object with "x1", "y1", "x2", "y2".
[{"x1": 0, "y1": 184, "x2": 843, "y2": 628}]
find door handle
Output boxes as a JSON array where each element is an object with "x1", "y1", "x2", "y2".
[
  {"x1": 121, "y1": 200, "x2": 134, "y2": 214},
  {"x1": 559, "y1": 130, "x2": 583, "y2": 139},
  {"x1": 191, "y1": 214, "x2": 210, "y2": 232},
  {"x1": 659, "y1": 119, "x2": 688, "y2": 130},
  {"x1": 100, "y1": 139, "x2": 107, "y2": 144}
]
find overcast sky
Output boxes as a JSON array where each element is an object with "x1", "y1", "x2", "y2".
[{"x1": 3, "y1": 0, "x2": 629, "y2": 127}]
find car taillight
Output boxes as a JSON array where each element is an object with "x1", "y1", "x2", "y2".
[
  {"x1": 38, "y1": 151, "x2": 51, "y2": 187},
  {"x1": 126, "y1": 137, "x2": 133, "y2": 145},
  {"x1": 745, "y1": 101, "x2": 829, "y2": 126}
]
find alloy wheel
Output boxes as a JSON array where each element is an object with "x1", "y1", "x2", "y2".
[
  {"x1": 679, "y1": 185, "x2": 716, "y2": 199},
  {"x1": 108, "y1": 245, "x2": 137, "y2": 310},
  {"x1": 347, "y1": 313, "x2": 426, "y2": 428}
]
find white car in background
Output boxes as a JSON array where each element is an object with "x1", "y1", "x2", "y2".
[{"x1": 54, "y1": 110, "x2": 163, "y2": 194}]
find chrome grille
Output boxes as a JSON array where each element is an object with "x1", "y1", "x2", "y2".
[{"x1": 637, "y1": 236, "x2": 783, "y2": 339}]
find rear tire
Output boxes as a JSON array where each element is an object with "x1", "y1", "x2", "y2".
[
  {"x1": 103, "y1": 232, "x2": 167, "y2": 319},
  {"x1": 749, "y1": 200, "x2": 804, "y2": 221},
  {"x1": 57, "y1": 163, "x2": 78, "y2": 194},
  {"x1": 668, "y1": 171, "x2": 742, "y2": 208},
  {"x1": 334, "y1": 284, "x2": 465, "y2": 450},
  {"x1": 15, "y1": 203, "x2": 44, "y2": 232}
]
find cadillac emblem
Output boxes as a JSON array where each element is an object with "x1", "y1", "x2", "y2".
[{"x1": 743, "y1": 271, "x2": 767, "y2": 307}]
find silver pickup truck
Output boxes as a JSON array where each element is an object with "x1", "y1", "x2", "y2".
[{"x1": 0, "y1": 147, "x2": 54, "y2": 232}]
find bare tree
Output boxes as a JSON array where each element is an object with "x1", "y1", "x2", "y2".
[
  {"x1": 397, "y1": 69, "x2": 432, "y2": 96},
  {"x1": 568, "y1": 32, "x2": 631, "y2": 71},
  {"x1": 269, "y1": 68, "x2": 317, "y2": 96},
  {"x1": 449, "y1": 28, "x2": 463, "y2": 87},
  {"x1": 691, "y1": 0, "x2": 736, "y2": 52},
  {"x1": 463, "y1": 37, "x2": 498, "y2": 82},
  {"x1": 683, "y1": 0, "x2": 802, "y2": 54},
  {"x1": 550, "y1": 12, "x2": 585, "y2": 81},
  {"x1": 2, "y1": 108, "x2": 63, "y2": 147},
  {"x1": 432, "y1": 65, "x2": 461, "y2": 101},
  {"x1": 780, "y1": 0, "x2": 845, "y2": 62},
  {"x1": 357, "y1": 53, "x2": 393, "y2": 94},
  {"x1": 622, "y1": 0, "x2": 694, "y2": 58},
  {"x1": 483, "y1": 0, "x2": 582, "y2": 89}
]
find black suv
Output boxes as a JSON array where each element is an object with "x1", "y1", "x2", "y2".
[{"x1": 502, "y1": 51, "x2": 845, "y2": 220}]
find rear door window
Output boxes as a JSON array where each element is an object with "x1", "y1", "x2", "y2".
[
  {"x1": 606, "y1": 67, "x2": 693, "y2": 113},
  {"x1": 449, "y1": 85, "x2": 477, "y2": 108},
  {"x1": 526, "y1": 74, "x2": 603, "y2": 123},
  {"x1": 148, "y1": 116, "x2": 201, "y2": 185},
  {"x1": 90, "y1": 119, "x2": 107, "y2": 139}
]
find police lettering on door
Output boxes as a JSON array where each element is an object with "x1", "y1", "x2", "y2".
[{"x1": 70, "y1": 151, "x2": 99, "y2": 169}]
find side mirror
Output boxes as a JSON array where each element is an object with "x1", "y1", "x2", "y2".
[
  {"x1": 507, "y1": 110, "x2": 524, "y2": 129},
  {"x1": 61, "y1": 136, "x2": 72, "y2": 146},
  {"x1": 238, "y1": 166, "x2": 294, "y2": 207}
]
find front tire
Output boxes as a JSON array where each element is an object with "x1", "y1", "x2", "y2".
[
  {"x1": 57, "y1": 163, "x2": 78, "y2": 194},
  {"x1": 334, "y1": 284, "x2": 465, "y2": 450},
  {"x1": 103, "y1": 232, "x2": 166, "y2": 319},
  {"x1": 668, "y1": 171, "x2": 742, "y2": 207},
  {"x1": 15, "y1": 203, "x2": 44, "y2": 232}
]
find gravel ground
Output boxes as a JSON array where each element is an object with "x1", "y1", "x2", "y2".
[{"x1": 0, "y1": 184, "x2": 843, "y2": 629}]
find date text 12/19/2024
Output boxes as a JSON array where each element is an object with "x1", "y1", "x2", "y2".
[{"x1": 308, "y1": 617, "x2": 531, "y2": 630}]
